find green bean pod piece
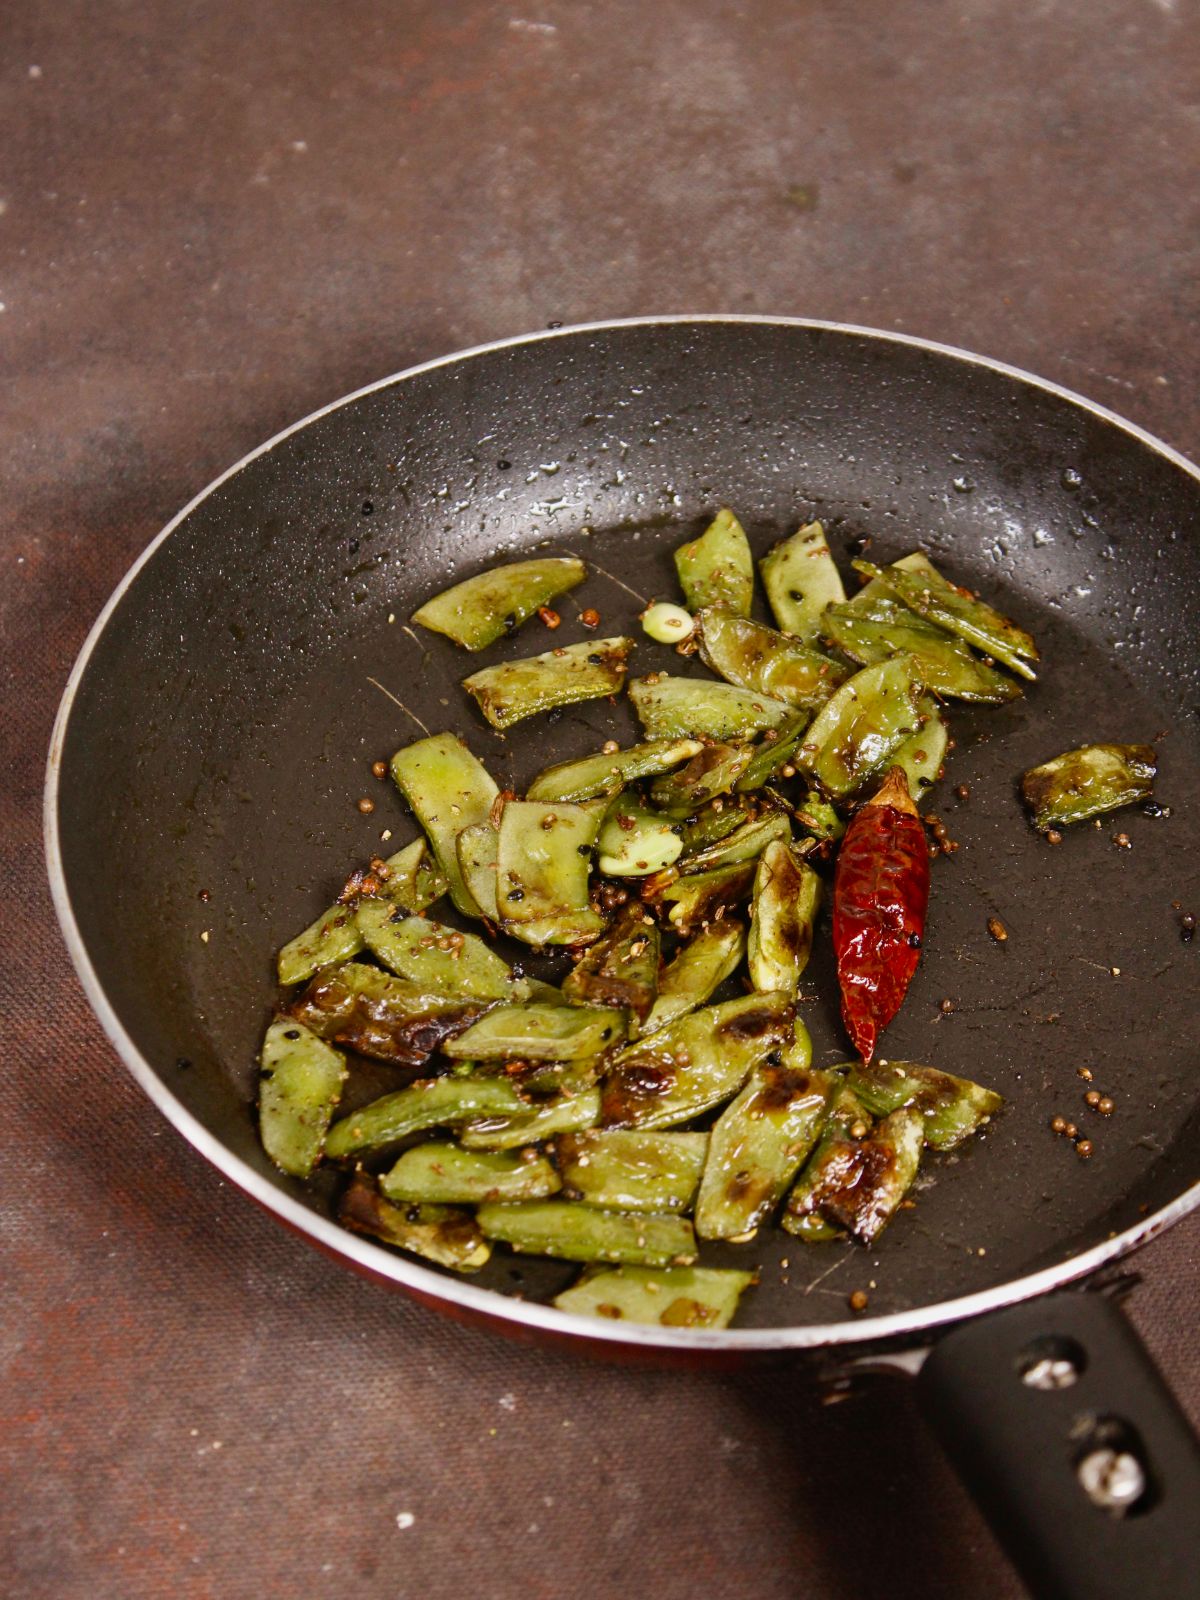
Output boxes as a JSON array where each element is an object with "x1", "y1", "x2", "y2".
[
  {"x1": 455, "y1": 822, "x2": 500, "y2": 921},
  {"x1": 852, "y1": 558, "x2": 1038, "y2": 680},
  {"x1": 356, "y1": 900, "x2": 524, "y2": 1000},
  {"x1": 848, "y1": 550, "x2": 937, "y2": 609},
  {"x1": 596, "y1": 790, "x2": 684, "y2": 877},
  {"x1": 650, "y1": 860, "x2": 756, "y2": 933},
  {"x1": 694, "y1": 1065, "x2": 838, "y2": 1241},
  {"x1": 733, "y1": 715, "x2": 810, "y2": 793},
  {"x1": 527, "y1": 738, "x2": 704, "y2": 803},
  {"x1": 276, "y1": 838, "x2": 449, "y2": 987},
  {"x1": 642, "y1": 921, "x2": 746, "y2": 1035},
  {"x1": 477, "y1": 1201, "x2": 697, "y2": 1267},
  {"x1": 792, "y1": 790, "x2": 845, "y2": 843},
  {"x1": 553, "y1": 1264, "x2": 756, "y2": 1328},
  {"x1": 290, "y1": 962, "x2": 493, "y2": 1067},
  {"x1": 673, "y1": 508, "x2": 754, "y2": 616},
  {"x1": 458, "y1": 1087, "x2": 602, "y2": 1149},
  {"x1": 888, "y1": 696, "x2": 949, "y2": 804},
  {"x1": 381, "y1": 1142, "x2": 561, "y2": 1204},
  {"x1": 339, "y1": 1177, "x2": 492, "y2": 1271},
  {"x1": 258, "y1": 1018, "x2": 348, "y2": 1178},
  {"x1": 680, "y1": 810, "x2": 792, "y2": 873},
  {"x1": 782, "y1": 1084, "x2": 868, "y2": 1240},
  {"x1": 391, "y1": 733, "x2": 500, "y2": 918},
  {"x1": 746, "y1": 840, "x2": 822, "y2": 994},
  {"x1": 649, "y1": 742, "x2": 757, "y2": 811},
  {"x1": 325, "y1": 1074, "x2": 531, "y2": 1162},
  {"x1": 555, "y1": 1130, "x2": 708, "y2": 1213},
  {"x1": 463, "y1": 636, "x2": 634, "y2": 730},
  {"x1": 562, "y1": 903, "x2": 660, "y2": 1025},
  {"x1": 1021, "y1": 743, "x2": 1157, "y2": 831},
  {"x1": 697, "y1": 607, "x2": 848, "y2": 710},
  {"x1": 629, "y1": 674, "x2": 795, "y2": 741},
  {"x1": 787, "y1": 1101, "x2": 923, "y2": 1245},
  {"x1": 410, "y1": 556, "x2": 586, "y2": 651},
  {"x1": 760, "y1": 521, "x2": 846, "y2": 641},
  {"x1": 601, "y1": 990, "x2": 794, "y2": 1129},
  {"x1": 674, "y1": 797, "x2": 754, "y2": 853},
  {"x1": 441, "y1": 1002, "x2": 626, "y2": 1062},
  {"x1": 497, "y1": 798, "x2": 606, "y2": 946},
  {"x1": 798, "y1": 655, "x2": 925, "y2": 799},
  {"x1": 844, "y1": 1059, "x2": 1003, "y2": 1150},
  {"x1": 821, "y1": 599, "x2": 1021, "y2": 703}
]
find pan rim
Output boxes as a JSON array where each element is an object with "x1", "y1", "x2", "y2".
[{"x1": 44, "y1": 313, "x2": 1200, "y2": 1354}]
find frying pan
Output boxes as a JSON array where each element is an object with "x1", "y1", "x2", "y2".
[{"x1": 45, "y1": 317, "x2": 1200, "y2": 1597}]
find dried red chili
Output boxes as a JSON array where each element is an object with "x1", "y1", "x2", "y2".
[{"x1": 832, "y1": 766, "x2": 930, "y2": 1063}]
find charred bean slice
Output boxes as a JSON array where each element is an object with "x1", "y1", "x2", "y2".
[
  {"x1": 747, "y1": 840, "x2": 822, "y2": 994},
  {"x1": 1021, "y1": 742, "x2": 1157, "y2": 831},
  {"x1": 442, "y1": 1003, "x2": 626, "y2": 1061},
  {"x1": 497, "y1": 798, "x2": 606, "y2": 946},
  {"x1": 339, "y1": 1178, "x2": 491, "y2": 1271},
  {"x1": 463, "y1": 636, "x2": 634, "y2": 730},
  {"x1": 845, "y1": 1059, "x2": 1003, "y2": 1150},
  {"x1": 734, "y1": 715, "x2": 810, "y2": 793},
  {"x1": 649, "y1": 742, "x2": 756, "y2": 811},
  {"x1": 629, "y1": 674, "x2": 794, "y2": 740},
  {"x1": 782, "y1": 1084, "x2": 870, "y2": 1238},
  {"x1": 798, "y1": 655, "x2": 925, "y2": 799},
  {"x1": 381, "y1": 1142, "x2": 561, "y2": 1204},
  {"x1": 528, "y1": 738, "x2": 703, "y2": 803},
  {"x1": 258, "y1": 1018, "x2": 348, "y2": 1178},
  {"x1": 562, "y1": 903, "x2": 660, "y2": 1024},
  {"x1": 807, "y1": 1106, "x2": 924, "y2": 1245},
  {"x1": 697, "y1": 607, "x2": 847, "y2": 709},
  {"x1": 642, "y1": 921, "x2": 746, "y2": 1034},
  {"x1": 821, "y1": 600, "x2": 1021, "y2": 704},
  {"x1": 680, "y1": 810, "x2": 791, "y2": 873},
  {"x1": 356, "y1": 900, "x2": 522, "y2": 1000},
  {"x1": 477, "y1": 1201, "x2": 697, "y2": 1267},
  {"x1": 411, "y1": 557, "x2": 586, "y2": 651},
  {"x1": 458, "y1": 1088, "x2": 603, "y2": 1149},
  {"x1": 597, "y1": 790, "x2": 683, "y2": 877},
  {"x1": 601, "y1": 990, "x2": 794, "y2": 1129},
  {"x1": 556, "y1": 1130, "x2": 708, "y2": 1212},
  {"x1": 289, "y1": 961, "x2": 492, "y2": 1067},
  {"x1": 391, "y1": 734, "x2": 499, "y2": 918},
  {"x1": 553, "y1": 1264, "x2": 755, "y2": 1328},
  {"x1": 650, "y1": 860, "x2": 756, "y2": 933},
  {"x1": 673, "y1": 508, "x2": 754, "y2": 616},
  {"x1": 694, "y1": 1066, "x2": 838, "y2": 1240},
  {"x1": 760, "y1": 521, "x2": 846, "y2": 641},
  {"x1": 325, "y1": 1075, "x2": 530, "y2": 1161},
  {"x1": 852, "y1": 558, "x2": 1038, "y2": 679}
]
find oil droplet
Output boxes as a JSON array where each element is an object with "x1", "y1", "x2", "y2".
[{"x1": 1061, "y1": 468, "x2": 1083, "y2": 490}]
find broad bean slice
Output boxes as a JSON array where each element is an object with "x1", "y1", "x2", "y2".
[
  {"x1": 597, "y1": 791, "x2": 683, "y2": 877},
  {"x1": 651, "y1": 860, "x2": 756, "y2": 933},
  {"x1": 455, "y1": 822, "x2": 500, "y2": 921},
  {"x1": 852, "y1": 558, "x2": 1038, "y2": 679},
  {"x1": 822, "y1": 600, "x2": 1021, "y2": 704},
  {"x1": 463, "y1": 636, "x2": 633, "y2": 730},
  {"x1": 642, "y1": 921, "x2": 746, "y2": 1034},
  {"x1": 258, "y1": 1018, "x2": 347, "y2": 1178},
  {"x1": 1021, "y1": 743, "x2": 1156, "y2": 831},
  {"x1": 497, "y1": 798, "x2": 606, "y2": 946},
  {"x1": 733, "y1": 715, "x2": 809, "y2": 793},
  {"x1": 680, "y1": 810, "x2": 791, "y2": 873},
  {"x1": 673, "y1": 508, "x2": 754, "y2": 616},
  {"x1": 649, "y1": 742, "x2": 756, "y2": 811},
  {"x1": 477, "y1": 1200, "x2": 697, "y2": 1267},
  {"x1": 806, "y1": 1106, "x2": 924, "y2": 1245},
  {"x1": 391, "y1": 734, "x2": 499, "y2": 918},
  {"x1": 848, "y1": 550, "x2": 937, "y2": 609},
  {"x1": 798, "y1": 655, "x2": 924, "y2": 799},
  {"x1": 746, "y1": 840, "x2": 821, "y2": 994},
  {"x1": 459, "y1": 1088, "x2": 602, "y2": 1149},
  {"x1": 845, "y1": 1059, "x2": 1003, "y2": 1150},
  {"x1": 554, "y1": 1265, "x2": 755, "y2": 1328},
  {"x1": 782, "y1": 1085, "x2": 870, "y2": 1239},
  {"x1": 889, "y1": 696, "x2": 948, "y2": 804},
  {"x1": 290, "y1": 961, "x2": 491, "y2": 1067},
  {"x1": 697, "y1": 608, "x2": 847, "y2": 709},
  {"x1": 411, "y1": 556, "x2": 586, "y2": 651},
  {"x1": 760, "y1": 521, "x2": 846, "y2": 640},
  {"x1": 325, "y1": 1074, "x2": 530, "y2": 1161},
  {"x1": 356, "y1": 900, "x2": 523, "y2": 1000},
  {"x1": 382, "y1": 1142, "x2": 561, "y2": 1204},
  {"x1": 339, "y1": 1178, "x2": 491, "y2": 1271},
  {"x1": 442, "y1": 1002, "x2": 625, "y2": 1062},
  {"x1": 527, "y1": 738, "x2": 702, "y2": 803},
  {"x1": 556, "y1": 1130, "x2": 708, "y2": 1213},
  {"x1": 562, "y1": 903, "x2": 660, "y2": 1024},
  {"x1": 629, "y1": 674, "x2": 794, "y2": 741}
]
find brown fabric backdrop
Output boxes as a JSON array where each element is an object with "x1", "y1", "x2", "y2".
[{"x1": 3, "y1": 3, "x2": 1197, "y2": 1595}]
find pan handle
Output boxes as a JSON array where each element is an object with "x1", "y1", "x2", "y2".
[{"x1": 914, "y1": 1290, "x2": 1200, "y2": 1600}]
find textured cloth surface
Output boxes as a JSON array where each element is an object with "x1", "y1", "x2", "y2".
[{"x1": 3, "y1": 3, "x2": 1198, "y2": 1596}]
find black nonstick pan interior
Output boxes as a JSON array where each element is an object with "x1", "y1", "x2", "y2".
[{"x1": 49, "y1": 318, "x2": 1200, "y2": 1346}]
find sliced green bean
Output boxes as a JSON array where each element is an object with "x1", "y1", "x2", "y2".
[
  {"x1": 673, "y1": 508, "x2": 754, "y2": 616},
  {"x1": 782, "y1": 1084, "x2": 870, "y2": 1240},
  {"x1": 458, "y1": 1087, "x2": 602, "y2": 1149},
  {"x1": 780, "y1": 1016, "x2": 814, "y2": 1072},
  {"x1": 596, "y1": 790, "x2": 683, "y2": 877},
  {"x1": 258, "y1": 1017, "x2": 348, "y2": 1178},
  {"x1": 411, "y1": 557, "x2": 586, "y2": 651},
  {"x1": 822, "y1": 599, "x2": 1021, "y2": 704},
  {"x1": 733, "y1": 715, "x2": 810, "y2": 793},
  {"x1": 852, "y1": 558, "x2": 1038, "y2": 680},
  {"x1": 651, "y1": 860, "x2": 756, "y2": 933},
  {"x1": 391, "y1": 733, "x2": 499, "y2": 918},
  {"x1": 889, "y1": 695, "x2": 948, "y2": 803},
  {"x1": 556, "y1": 1130, "x2": 708, "y2": 1213},
  {"x1": 381, "y1": 1141, "x2": 561, "y2": 1204},
  {"x1": 694, "y1": 1066, "x2": 838, "y2": 1240},
  {"x1": 1021, "y1": 743, "x2": 1157, "y2": 831},
  {"x1": 356, "y1": 900, "x2": 523, "y2": 1000},
  {"x1": 276, "y1": 838, "x2": 448, "y2": 986},
  {"x1": 697, "y1": 607, "x2": 847, "y2": 710},
  {"x1": 849, "y1": 549, "x2": 937, "y2": 609},
  {"x1": 629, "y1": 674, "x2": 794, "y2": 741},
  {"x1": 649, "y1": 742, "x2": 756, "y2": 811},
  {"x1": 463, "y1": 636, "x2": 634, "y2": 730},
  {"x1": 845, "y1": 1059, "x2": 1004, "y2": 1150},
  {"x1": 339, "y1": 1177, "x2": 491, "y2": 1271},
  {"x1": 798, "y1": 655, "x2": 925, "y2": 798},
  {"x1": 674, "y1": 798, "x2": 754, "y2": 853},
  {"x1": 746, "y1": 840, "x2": 821, "y2": 994},
  {"x1": 562, "y1": 903, "x2": 660, "y2": 1024},
  {"x1": 477, "y1": 1200, "x2": 697, "y2": 1267},
  {"x1": 792, "y1": 790, "x2": 845, "y2": 843},
  {"x1": 601, "y1": 991, "x2": 793, "y2": 1129},
  {"x1": 760, "y1": 521, "x2": 846, "y2": 641},
  {"x1": 527, "y1": 738, "x2": 703, "y2": 803},
  {"x1": 553, "y1": 1264, "x2": 755, "y2": 1327},
  {"x1": 809, "y1": 1106, "x2": 924, "y2": 1245},
  {"x1": 642, "y1": 921, "x2": 746, "y2": 1034},
  {"x1": 326, "y1": 1074, "x2": 530, "y2": 1161},
  {"x1": 290, "y1": 962, "x2": 491, "y2": 1067},
  {"x1": 680, "y1": 810, "x2": 791, "y2": 873},
  {"x1": 442, "y1": 1003, "x2": 626, "y2": 1061},
  {"x1": 496, "y1": 798, "x2": 606, "y2": 946},
  {"x1": 455, "y1": 822, "x2": 500, "y2": 921}
]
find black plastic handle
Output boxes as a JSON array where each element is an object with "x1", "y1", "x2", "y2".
[{"x1": 915, "y1": 1291, "x2": 1200, "y2": 1600}]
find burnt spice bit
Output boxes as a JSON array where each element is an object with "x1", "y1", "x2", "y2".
[
  {"x1": 848, "y1": 1289, "x2": 870, "y2": 1313},
  {"x1": 1180, "y1": 912, "x2": 1196, "y2": 944},
  {"x1": 537, "y1": 606, "x2": 562, "y2": 629},
  {"x1": 953, "y1": 783, "x2": 970, "y2": 802},
  {"x1": 987, "y1": 917, "x2": 1008, "y2": 943},
  {"x1": 1046, "y1": 828, "x2": 1063, "y2": 846},
  {"x1": 939, "y1": 997, "x2": 956, "y2": 1014},
  {"x1": 1112, "y1": 832, "x2": 1132, "y2": 850},
  {"x1": 580, "y1": 608, "x2": 601, "y2": 629},
  {"x1": 1085, "y1": 1090, "x2": 1102, "y2": 1109}
]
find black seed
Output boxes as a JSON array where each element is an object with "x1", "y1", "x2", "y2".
[
  {"x1": 361, "y1": 500, "x2": 374, "y2": 515},
  {"x1": 507, "y1": 888, "x2": 525, "y2": 902},
  {"x1": 175, "y1": 1057, "x2": 192, "y2": 1071},
  {"x1": 497, "y1": 459, "x2": 512, "y2": 470},
  {"x1": 907, "y1": 932, "x2": 922, "y2": 948}
]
